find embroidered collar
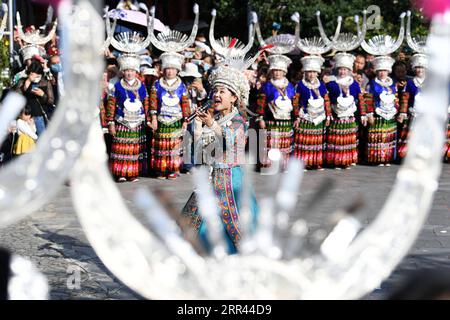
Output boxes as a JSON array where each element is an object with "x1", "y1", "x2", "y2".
[
  {"x1": 413, "y1": 76, "x2": 425, "y2": 88},
  {"x1": 120, "y1": 78, "x2": 141, "y2": 91},
  {"x1": 159, "y1": 77, "x2": 182, "y2": 92},
  {"x1": 302, "y1": 78, "x2": 321, "y2": 90},
  {"x1": 336, "y1": 75, "x2": 354, "y2": 88},
  {"x1": 215, "y1": 107, "x2": 239, "y2": 127},
  {"x1": 375, "y1": 77, "x2": 393, "y2": 88},
  {"x1": 270, "y1": 78, "x2": 289, "y2": 90}
]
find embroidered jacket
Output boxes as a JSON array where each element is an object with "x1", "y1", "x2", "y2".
[
  {"x1": 365, "y1": 79, "x2": 399, "y2": 115},
  {"x1": 255, "y1": 80, "x2": 296, "y2": 120},
  {"x1": 149, "y1": 77, "x2": 191, "y2": 121},
  {"x1": 294, "y1": 80, "x2": 331, "y2": 118},
  {"x1": 400, "y1": 78, "x2": 423, "y2": 116},
  {"x1": 326, "y1": 79, "x2": 366, "y2": 117},
  {"x1": 194, "y1": 109, "x2": 247, "y2": 169},
  {"x1": 106, "y1": 79, "x2": 150, "y2": 125}
]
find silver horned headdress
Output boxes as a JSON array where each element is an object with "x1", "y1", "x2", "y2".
[
  {"x1": 254, "y1": 11, "x2": 300, "y2": 55},
  {"x1": 149, "y1": 4, "x2": 199, "y2": 53},
  {"x1": 101, "y1": 6, "x2": 117, "y2": 53},
  {"x1": 110, "y1": 11, "x2": 151, "y2": 72},
  {"x1": 209, "y1": 8, "x2": 256, "y2": 59},
  {"x1": 317, "y1": 10, "x2": 367, "y2": 52},
  {"x1": 211, "y1": 45, "x2": 272, "y2": 105},
  {"x1": 361, "y1": 12, "x2": 406, "y2": 56},
  {"x1": 16, "y1": 11, "x2": 58, "y2": 46},
  {"x1": 112, "y1": 32, "x2": 151, "y2": 72},
  {"x1": 16, "y1": 9, "x2": 58, "y2": 61},
  {"x1": 406, "y1": 10, "x2": 427, "y2": 54},
  {"x1": 297, "y1": 12, "x2": 341, "y2": 55},
  {"x1": 209, "y1": 64, "x2": 250, "y2": 106}
]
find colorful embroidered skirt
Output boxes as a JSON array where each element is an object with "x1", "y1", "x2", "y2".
[
  {"x1": 293, "y1": 119, "x2": 326, "y2": 168},
  {"x1": 445, "y1": 117, "x2": 450, "y2": 163},
  {"x1": 326, "y1": 117, "x2": 358, "y2": 167},
  {"x1": 181, "y1": 166, "x2": 259, "y2": 254},
  {"x1": 261, "y1": 120, "x2": 293, "y2": 169},
  {"x1": 110, "y1": 123, "x2": 147, "y2": 178},
  {"x1": 366, "y1": 117, "x2": 397, "y2": 164},
  {"x1": 397, "y1": 117, "x2": 450, "y2": 162},
  {"x1": 150, "y1": 120, "x2": 183, "y2": 176},
  {"x1": 397, "y1": 118, "x2": 412, "y2": 160}
]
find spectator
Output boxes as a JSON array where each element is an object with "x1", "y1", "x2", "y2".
[
  {"x1": 13, "y1": 60, "x2": 54, "y2": 136},
  {"x1": 392, "y1": 60, "x2": 410, "y2": 93},
  {"x1": 353, "y1": 54, "x2": 369, "y2": 88},
  {"x1": 365, "y1": 54, "x2": 375, "y2": 63},
  {"x1": 48, "y1": 53, "x2": 64, "y2": 118},
  {"x1": 13, "y1": 106, "x2": 38, "y2": 156},
  {"x1": 363, "y1": 61, "x2": 376, "y2": 82}
]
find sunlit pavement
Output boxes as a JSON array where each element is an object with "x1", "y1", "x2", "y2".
[{"x1": 0, "y1": 163, "x2": 449, "y2": 299}]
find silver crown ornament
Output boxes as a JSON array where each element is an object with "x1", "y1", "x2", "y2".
[
  {"x1": 149, "y1": 4, "x2": 199, "y2": 53},
  {"x1": 16, "y1": 11, "x2": 58, "y2": 46},
  {"x1": 209, "y1": 8, "x2": 256, "y2": 59},
  {"x1": 297, "y1": 12, "x2": 341, "y2": 55},
  {"x1": 101, "y1": 6, "x2": 117, "y2": 53},
  {"x1": 317, "y1": 10, "x2": 368, "y2": 52},
  {"x1": 254, "y1": 11, "x2": 300, "y2": 55},
  {"x1": 406, "y1": 10, "x2": 427, "y2": 54},
  {"x1": 0, "y1": 1, "x2": 449, "y2": 301},
  {"x1": 361, "y1": 12, "x2": 406, "y2": 56}
]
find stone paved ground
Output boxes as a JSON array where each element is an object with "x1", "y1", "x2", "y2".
[{"x1": 0, "y1": 163, "x2": 449, "y2": 300}]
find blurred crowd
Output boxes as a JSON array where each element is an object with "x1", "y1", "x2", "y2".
[{"x1": 0, "y1": 1, "x2": 449, "y2": 182}]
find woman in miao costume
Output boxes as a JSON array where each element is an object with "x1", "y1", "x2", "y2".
[
  {"x1": 181, "y1": 12, "x2": 261, "y2": 253},
  {"x1": 291, "y1": 10, "x2": 346, "y2": 170},
  {"x1": 253, "y1": 11, "x2": 300, "y2": 170},
  {"x1": 147, "y1": 4, "x2": 200, "y2": 179},
  {"x1": 361, "y1": 12, "x2": 406, "y2": 165},
  {"x1": 149, "y1": 52, "x2": 190, "y2": 180},
  {"x1": 326, "y1": 53, "x2": 365, "y2": 169},
  {"x1": 364, "y1": 55, "x2": 399, "y2": 166},
  {"x1": 256, "y1": 54, "x2": 295, "y2": 170},
  {"x1": 106, "y1": 31, "x2": 152, "y2": 182},
  {"x1": 293, "y1": 55, "x2": 331, "y2": 170},
  {"x1": 397, "y1": 53, "x2": 428, "y2": 160},
  {"x1": 315, "y1": 10, "x2": 368, "y2": 169},
  {"x1": 181, "y1": 63, "x2": 260, "y2": 254}
]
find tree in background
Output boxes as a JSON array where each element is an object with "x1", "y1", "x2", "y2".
[
  {"x1": 196, "y1": 0, "x2": 250, "y2": 41},
  {"x1": 197, "y1": 0, "x2": 429, "y2": 55},
  {"x1": 0, "y1": 38, "x2": 11, "y2": 93}
]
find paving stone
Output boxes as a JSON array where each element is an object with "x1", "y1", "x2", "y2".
[{"x1": 0, "y1": 164, "x2": 449, "y2": 299}]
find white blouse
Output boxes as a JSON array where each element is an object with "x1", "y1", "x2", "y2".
[{"x1": 16, "y1": 119, "x2": 38, "y2": 140}]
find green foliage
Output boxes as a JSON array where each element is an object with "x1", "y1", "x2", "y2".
[
  {"x1": 196, "y1": 0, "x2": 249, "y2": 39},
  {"x1": 197, "y1": 0, "x2": 430, "y2": 53},
  {"x1": 0, "y1": 38, "x2": 11, "y2": 92}
]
